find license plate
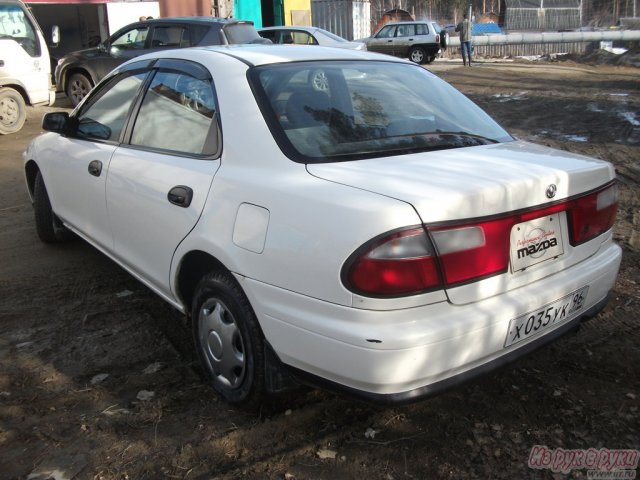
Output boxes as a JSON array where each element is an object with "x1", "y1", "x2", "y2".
[
  {"x1": 510, "y1": 214, "x2": 564, "y2": 272},
  {"x1": 504, "y1": 286, "x2": 589, "y2": 347}
]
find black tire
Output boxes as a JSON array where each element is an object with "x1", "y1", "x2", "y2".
[
  {"x1": 409, "y1": 46, "x2": 427, "y2": 65},
  {"x1": 0, "y1": 88, "x2": 26, "y2": 135},
  {"x1": 66, "y1": 73, "x2": 92, "y2": 107},
  {"x1": 192, "y1": 270, "x2": 265, "y2": 405},
  {"x1": 33, "y1": 172, "x2": 73, "y2": 243}
]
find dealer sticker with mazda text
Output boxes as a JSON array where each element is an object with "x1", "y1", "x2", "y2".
[{"x1": 510, "y1": 214, "x2": 564, "y2": 272}]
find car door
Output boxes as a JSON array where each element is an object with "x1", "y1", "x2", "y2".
[
  {"x1": 391, "y1": 23, "x2": 416, "y2": 57},
  {"x1": 45, "y1": 64, "x2": 151, "y2": 249},
  {"x1": 94, "y1": 24, "x2": 151, "y2": 80},
  {"x1": 367, "y1": 25, "x2": 396, "y2": 54},
  {"x1": 105, "y1": 59, "x2": 220, "y2": 296}
]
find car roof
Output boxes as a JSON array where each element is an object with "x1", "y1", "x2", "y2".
[
  {"x1": 383, "y1": 21, "x2": 436, "y2": 26},
  {"x1": 141, "y1": 17, "x2": 252, "y2": 26},
  {"x1": 258, "y1": 26, "x2": 318, "y2": 32},
  {"x1": 136, "y1": 44, "x2": 408, "y2": 67}
]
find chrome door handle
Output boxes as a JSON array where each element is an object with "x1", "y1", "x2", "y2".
[
  {"x1": 88, "y1": 160, "x2": 102, "y2": 177},
  {"x1": 167, "y1": 185, "x2": 193, "y2": 208}
]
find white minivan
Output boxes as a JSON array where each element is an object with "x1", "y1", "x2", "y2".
[{"x1": 0, "y1": 0, "x2": 56, "y2": 134}]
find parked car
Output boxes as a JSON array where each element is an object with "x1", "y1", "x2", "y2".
[
  {"x1": 258, "y1": 26, "x2": 366, "y2": 50},
  {"x1": 25, "y1": 45, "x2": 621, "y2": 405},
  {"x1": 0, "y1": 0, "x2": 57, "y2": 134},
  {"x1": 358, "y1": 20, "x2": 448, "y2": 64},
  {"x1": 55, "y1": 17, "x2": 270, "y2": 106}
]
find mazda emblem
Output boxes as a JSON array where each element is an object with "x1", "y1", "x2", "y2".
[{"x1": 546, "y1": 184, "x2": 557, "y2": 199}]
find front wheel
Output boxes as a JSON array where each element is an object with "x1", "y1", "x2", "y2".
[
  {"x1": 409, "y1": 46, "x2": 427, "y2": 64},
  {"x1": 192, "y1": 271, "x2": 265, "y2": 405},
  {"x1": 66, "y1": 73, "x2": 92, "y2": 106},
  {"x1": 33, "y1": 172, "x2": 73, "y2": 243},
  {"x1": 0, "y1": 88, "x2": 26, "y2": 135}
]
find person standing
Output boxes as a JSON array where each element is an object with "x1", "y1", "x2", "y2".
[{"x1": 456, "y1": 13, "x2": 473, "y2": 66}]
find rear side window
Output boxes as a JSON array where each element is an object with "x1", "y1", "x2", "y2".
[
  {"x1": 416, "y1": 24, "x2": 430, "y2": 35},
  {"x1": 150, "y1": 26, "x2": 189, "y2": 48},
  {"x1": 130, "y1": 70, "x2": 218, "y2": 156},
  {"x1": 396, "y1": 24, "x2": 415, "y2": 37}
]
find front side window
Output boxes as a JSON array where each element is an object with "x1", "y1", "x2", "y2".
[
  {"x1": 111, "y1": 26, "x2": 148, "y2": 50},
  {"x1": 250, "y1": 61, "x2": 513, "y2": 163},
  {"x1": 375, "y1": 25, "x2": 396, "y2": 38},
  {"x1": 76, "y1": 72, "x2": 147, "y2": 142},
  {"x1": 130, "y1": 70, "x2": 218, "y2": 156},
  {"x1": 0, "y1": 5, "x2": 39, "y2": 56}
]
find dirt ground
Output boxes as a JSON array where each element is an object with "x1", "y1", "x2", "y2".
[{"x1": 1, "y1": 59, "x2": 638, "y2": 480}]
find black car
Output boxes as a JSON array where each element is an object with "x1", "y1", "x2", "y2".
[{"x1": 55, "y1": 17, "x2": 269, "y2": 105}]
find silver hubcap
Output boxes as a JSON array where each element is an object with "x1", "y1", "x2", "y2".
[
  {"x1": 411, "y1": 50, "x2": 424, "y2": 63},
  {"x1": 198, "y1": 298, "x2": 245, "y2": 389},
  {"x1": 70, "y1": 79, "x2": 89, "y2": 103},
  {"x1": 0, "y1": 96, "x2": 19, "y2": 127},
  {"x1": 311, "y1": 70, "x2": 329, "y2": 92}
]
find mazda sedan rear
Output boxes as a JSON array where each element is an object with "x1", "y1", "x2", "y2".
[{"x1": 24, "y1": 45, "x2": 621, "y2": 405}]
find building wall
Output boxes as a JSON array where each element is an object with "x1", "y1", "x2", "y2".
[
  {"x1": 234, "y1": 0, "x2": 263, "y2": 26},
  {"x1": 311, "y1": 0, "x2": 370, "y2": 40},
  {"x1": 158, "y1": 0, "x2": 211, "y2": 17},
  {"x1": 284, "y1": 0, "x2": 311, "y2": 25}
]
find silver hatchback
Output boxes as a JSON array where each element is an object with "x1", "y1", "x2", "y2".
[{"x1": 359, "y1": 21, "x2": 447, "y2": 64}]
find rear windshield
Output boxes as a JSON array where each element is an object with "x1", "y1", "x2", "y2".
[
  {"x1": 224, "y1": 23, "x2": 263, "y2": 44},
  {"x1": 249, "y1": 60, "x2": 513, "y2": 163}
]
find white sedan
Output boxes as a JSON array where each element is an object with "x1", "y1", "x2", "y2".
[
  {"x1": 24, "y1": 45, "x2": 621, "y2": 405},
  {"x1": 258, "y1": 26, "x2": 367, "y2": 50}
]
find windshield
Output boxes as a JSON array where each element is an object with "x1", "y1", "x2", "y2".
[
  {"x1": 249, "y1": 61, "x2": 513, "y2": 163},
  {"x1": 316, "y1": 29, "x2": 348, "y2": 43},
  {"x1": 0, "y1": 4, "x2": 39, "y2": 56}
]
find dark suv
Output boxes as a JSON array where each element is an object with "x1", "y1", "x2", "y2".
[
  {"x1": 55, "y1": 17, "x2": 269, "y2": 105},
  {"x1": 359, "y1": 21, "x2": 447, "y2": 64}
]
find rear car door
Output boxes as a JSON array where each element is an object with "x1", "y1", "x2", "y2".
[
  {"x1": 391, "y1": 23, "x2": 416, "y2": 57},
  {"x1": 45, "y1": 64, "x2": 151, "y2": 249},
  {"x1": 105, "y1": 59, "x2": 220, "y2": 297}
]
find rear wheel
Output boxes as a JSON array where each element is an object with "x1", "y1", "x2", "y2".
[
  {"x1": 0, "y1": 88, "x2": 26, "y2": 135},
  {"x1": 33, "y1": 172, "x2": 73, "y2": 243},
  {"x1": 192, "y1": 271, "x2": 265, "y2": 405},
  {"x1": 66, "y1": 73, "x2": 92, "y2": 106},
  {"x1": 409, "y1": 46, "x2": 427, "y2": 64}
]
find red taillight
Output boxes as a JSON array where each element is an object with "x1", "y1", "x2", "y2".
[
  {"x1": 430, "y1": 218, "x2": 512, "y2": 285},
  {"x1": 568, "y1": 184, "x2": 618, "y2": 245},
  {"x1": 344, "y1": 182, "x2": 617, "y2": 297},
  {"x1": 345, "y1": 228, "x2": 442, "y2": 296}
]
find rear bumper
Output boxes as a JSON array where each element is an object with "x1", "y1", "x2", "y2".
[
  {"x1": 287, "y1": 294, "x2": 609, "y2": 404},
  {"x1": 240, "y1": 240, "x2": 621, "y2": 403}
]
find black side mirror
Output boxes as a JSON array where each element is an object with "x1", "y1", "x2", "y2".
[{"x1": 42, "y1": 112, "x2": 72, "y2": 134}]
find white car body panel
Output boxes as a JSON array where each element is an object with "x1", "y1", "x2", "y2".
[
  {"x1": 0, "y1": 35, "x2": 52, "y2": 105},
  {"x1": 38, "y1": 133, "x2": 117, "y2": 249},
  {"x1": 24, "y1": 45, "x2": 622, "y2": 401},
  {"x1": 241, "y1": 236, "x2": 620, "y2": 394},
  {"x1": 106, "y1": 147, "x2": 219, "y2": 298}
]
